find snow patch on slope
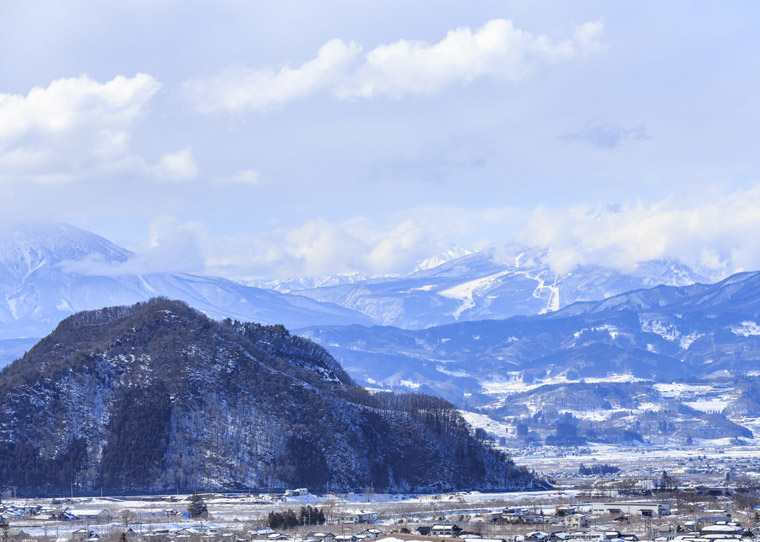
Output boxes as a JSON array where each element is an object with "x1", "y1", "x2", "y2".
[
  {"x1": 639, "y1": 317, "x2": 702, "y2": 350},
  {"x1": 438, "y1": 270, "x2": 512, "y2": 318}
]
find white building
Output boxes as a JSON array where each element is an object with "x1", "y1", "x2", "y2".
[{"x1": 591, "y1": 502, "x2": 670, "y2": 517}]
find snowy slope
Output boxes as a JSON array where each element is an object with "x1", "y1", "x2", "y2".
[{"x1": 300, "y1": 269, "x2": 760, "y2": 406}]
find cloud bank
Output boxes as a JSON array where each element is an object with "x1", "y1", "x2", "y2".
[
  {"x1": 184, "y1": 18, "x2": 605, "y2": 113},
  {"x1": 126, "y1": 187, "x2": 760, "y2": 282},
  {"x1": 521, "y1": 187, "x2": 760, "y2": 280},
  {"x1": 55, "y1": 184, "x2": 760, "y2": 284}
]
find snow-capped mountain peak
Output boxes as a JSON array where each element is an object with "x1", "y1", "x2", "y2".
[
  {"x1": 413, "y1": 246, "x2": 474, "y2": 273},
  {"x1": 0, "y1": 221, "x2": 131, "y2": 277}
]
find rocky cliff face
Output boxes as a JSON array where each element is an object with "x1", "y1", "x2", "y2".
[{"x1": 0, "y1": 298, "x2": 540, "y2": 496}]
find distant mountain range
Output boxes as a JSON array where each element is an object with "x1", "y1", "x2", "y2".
[
  {"x1": 299, "y1": 270, "x2": 760, "y2": 445},
  {"x1": 0, "y1": 299, "x2": 539, "y2": 495},
  {"x1": 270, "y1": 247, "x2": 706, "y2": 329},
  {"x1": 0, "y1": 222, "x2": 708, "y2": 366},
  {"x1": 301, "y1": 270, "x2": 760, "y2": 399},
  {"x1": 2, "y1": 221, "x2": 759, "y2": 449}
]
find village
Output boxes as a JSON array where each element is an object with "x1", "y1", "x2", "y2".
[{"x1": 1, "y1": 475, "x2": 759, "y2": 542}]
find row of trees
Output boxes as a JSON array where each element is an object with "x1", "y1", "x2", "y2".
[
  {"x1": 268, "y1": 506, "x2": 325, "y2": 529},
  {"x1": 578, "y1": 463, "x2": 620, "y2": 476}
]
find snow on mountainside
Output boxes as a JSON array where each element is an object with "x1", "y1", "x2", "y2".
[
  {"x1": 300, "y1": 270, "x2": 760, "y2": 447},
  {"x1": 0, "y1": 222, "x2": 372, "y2": 344},
  {"x1": 0, "y1": 222, "x2": 132, "y2": 274},
  {"x1": 245, "y1": 272, "x2": 381, "y2": 293},
  {"x1": 290, "y1": 247, "x2": 707, "y2": 329},
  {"x1": 302, "y1": 270, "x2": 760, "y2": 404},
  {"x1": 412, "y1": 246, "x2": 473, "y2": 272}
]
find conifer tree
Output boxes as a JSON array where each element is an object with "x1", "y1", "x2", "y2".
[{"x1": 187, "y1": 493, "x2": 208, "y2": 518}]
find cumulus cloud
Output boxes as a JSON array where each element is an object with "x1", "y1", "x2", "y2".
[
  {"x1": 0, "y1": 74, "x2": 162, "y2": 183},
  {"x1": 185, "y1": 18, "x2": 604, "y2": 113},
  {"x1": 0, "y1": 73, "x2": 160, "y2": 142},
  {"x1": 338, "y1": 19, "x2": 604, "y2": 99},
  {"x1": 0, "y1": 74, "x2": 203, "y2": 183}
]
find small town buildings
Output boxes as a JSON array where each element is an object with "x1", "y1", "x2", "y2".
[
  {"x1": 700, "y1": 521, "x2": 743, "y2": 536},
  {"x1": 555, "y1": 506, "x2": 577, "y2": 517},
  {"x1": 591, "y1": 502, "x2": 670, "y2": 517},
  {"x1": 284, "y1": 489, "x2": 309, "y2": 497},
  {"x1": 564, "y1": 515, "x2": 589, "y2": 529},
  {"x1": 248, "y1": 529, "x2": 275, "y2": 538},
  {"x1": 480, "y1": 511, "x2": 503, "y2": 523},
  {"x1": 341, "y1": 512, "x2": 378, "y2": 524},
  {"x1": 431, "y1": 524, "x2": 462, "y2": 537}
]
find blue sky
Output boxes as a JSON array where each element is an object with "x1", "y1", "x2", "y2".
[{"x1": 1, "y1": 1, "x2": 760, "y2": 279}]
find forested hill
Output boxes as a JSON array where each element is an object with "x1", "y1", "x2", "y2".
[{"x1": 0, "y1": 298, "x2": 541, "y2": 496}]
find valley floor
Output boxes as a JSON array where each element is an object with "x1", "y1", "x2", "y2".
[{"x1": 3, "y1": 458, "x2": 759, "y2": 542}]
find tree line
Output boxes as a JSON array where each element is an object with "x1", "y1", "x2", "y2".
[{"x1": 268, "y1": 506, "x2": 326, "y2": 529}]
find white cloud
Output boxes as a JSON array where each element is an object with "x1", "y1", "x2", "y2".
[
  {"x1": 151, "y1": 148, "x2": 199, "y2": 181},
  {"x1": 56, "y1": 185, "x2": 760, "y2": 282},
  {"x1": 338, "y1": 19, "x2": 604, "y2": 99},
  {"x1": 125, "y1": 211, "x2": 491, "y2": 279},
  {"x1": 185, "y1": 18, "x2": 604, "y2": 113},
  {"x1": 0, "y1": 74, "x2": 162, "y2": 183},
  {"x1": 520, "y1": 187, "x2": 760, "y2": 279},
  {"x1": 0, "y1": 73, "x2": 160, "y2": 141},
  {"x1": 184, "y1": 39, "x2": 362, "y2": 113},
  {"x1": 195, "y1": 206, "x2": 520, "y2": 279},
  {"x1": 197, "y1": 187, "x2": 760, "y2": 281}
]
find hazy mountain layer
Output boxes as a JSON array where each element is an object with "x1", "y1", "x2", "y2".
[{"x1": 0, "y1": 222, "x2": 372, "y2": 342}]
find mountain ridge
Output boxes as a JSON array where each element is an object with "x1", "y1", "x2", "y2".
[
  {"x1": 0, "y1": 222, "x2": 374, "y2": 342},
  {"x1": 299, "y1": 268, "x2": 760, "y2": 401},
  {"x1": 288, "y1": 247, "x2": 708, "y2": 329}
]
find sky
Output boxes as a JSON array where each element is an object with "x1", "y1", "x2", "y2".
[{"x1": 1, "y1": 1, "x2": 760, "y2": 280}]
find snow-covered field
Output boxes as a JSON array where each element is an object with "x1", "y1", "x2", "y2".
[{"x1": 3, "y1": 489, "x2": 577, "y2": 540}]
